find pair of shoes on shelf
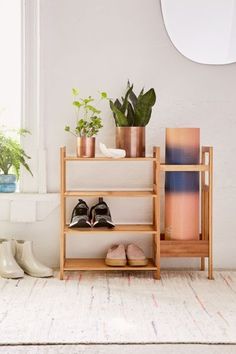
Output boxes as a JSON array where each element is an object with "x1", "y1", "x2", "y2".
[
  {"x1": 105, "y1": 243, "x2": 148, "y2": 267},
  {"x1": 69, "y1": 198, "x2": 115, "y2": 229},
  {"x1": 0, "y1": 239, "x2": 53, "y2": 279}
]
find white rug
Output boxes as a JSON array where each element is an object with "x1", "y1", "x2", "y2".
[{"x1": 0, "y1": 271, "x2": 236, "y2": 344}]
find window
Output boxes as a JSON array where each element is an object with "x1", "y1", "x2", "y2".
[
  {"x1": 0, "y1": 1, "x2": 47, "y2": 193},
  {"x1": 0, "y1": 0, "x2": 22, "y2": 129}
]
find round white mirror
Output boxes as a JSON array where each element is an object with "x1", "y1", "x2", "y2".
[{"x1": 161, "y1": 0, "x2": 236, "y2": 64}]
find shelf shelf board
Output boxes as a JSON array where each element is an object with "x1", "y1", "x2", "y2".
[
  {"x1": 65, "y1": 156, "x2": 155, "y2": 161},
  {"x1": 64, "y1": 155, "x2": 208, "y2": 172},
  {"x1": 64, "y1": 191, "x2": 156, "y2": 197},
  {"x1": 64, "y1": 224, "x2": 156, "y2": 234},
  {"x1": 64, "y1": 258, "x2": 157, "y2": 271},
  {"x1": 160, "y1": 165, "x2": 208, "y2": 172}
]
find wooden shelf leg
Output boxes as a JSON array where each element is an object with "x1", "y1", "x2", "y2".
[
  {"x1": 60, "y1": 268, "x2": 64, "y2": 280},
  {"x1": 201, "y1": 258, "x2": 205, "y2": 271},
  {"x1": 208, "y1": 147, "x2": 213, "y2": 280},
  {"x1": 200, "y1": 148, "x2": 205, "y2": 271},
  {"x1": 154, "y1": 259, "x2": 161, "y2": 280},
  {"x1": 153, "y1": 147, "x2": 161, "y2": 280},
  {"x1": 153, "y1": 233, "x2": 161, "y2": 280},
  {"x1": 60, "y1": 233, "x2": 65, "y2": 280},
  {"x1": 208, "y1": 258, "x2": 213, "y2": 280},
  {"x1": 60, "y1": 147, "x2": 66, "y2": 281}
]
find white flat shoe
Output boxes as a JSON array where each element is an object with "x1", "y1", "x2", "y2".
[
  {"x1": 99, "y1": 142, "x2": 126, "y2": 158},
  {"x1": 15, "y1": 240, "x2": 53, "y2": 278},
  {"x1": 0, "y1": 240, "x2": 24, "y2": 279}
]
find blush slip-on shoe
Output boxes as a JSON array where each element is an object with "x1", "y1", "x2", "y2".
[
  {"x1": 0, "y1": 239, "x2": 24, "y2": 279},
  {"x1": 15, "y1": 240, "x2": 53, "y2": 278},
  {"x1": 126, "y1": 243, "x2": 148, "y2": 266},
  {"x1": 105, "y1": 244, "x2": 127, "y2": 267}
]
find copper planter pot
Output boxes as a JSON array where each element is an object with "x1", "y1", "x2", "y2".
[
  {"x1": 77, "y1": 137, "x2": 95, "y2": 158},
  {"x1": 116, "y1": 127, "x2": 145, "y2": 157}
]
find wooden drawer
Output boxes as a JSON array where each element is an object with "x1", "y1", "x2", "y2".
[{"x1": 160, "y1": 240, "x2": 209, "y2": 257}]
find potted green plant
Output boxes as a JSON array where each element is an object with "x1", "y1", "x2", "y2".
[
  {"x1": 0, "y1": 127, "x2": 33, "y2": 193},
  {"x1": 109, "y1": 82, "x2": 156, "y2": 157},
  {"x1": 65, "y1": 89, "x2": 108, "y2": 158}
]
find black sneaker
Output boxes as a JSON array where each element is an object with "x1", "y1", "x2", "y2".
[
  {"x1": 69, "y1": 199, "x2": 91, "y2": 228},
  {"x1": 90, "y1": 198, "x2": 115, "y2": 228}
]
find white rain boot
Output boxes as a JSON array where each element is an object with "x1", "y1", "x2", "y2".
[
  {"x1": 0, "y1": 238, "x2": 16, "y2": 256},
  {"x1": 15, "y1": 240, "x2": 53, "y2": 278},
  {"x1": 0, "y1": 240, "x2": 24, "y2": 279}
]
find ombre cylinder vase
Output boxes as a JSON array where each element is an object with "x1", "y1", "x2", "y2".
[{"x1": 165, "y1": 128, "x2": 200, "y2": 240}]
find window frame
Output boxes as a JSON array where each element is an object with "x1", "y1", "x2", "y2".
[{"x1": 20, "y1": 0, "x2": 47, "y2": 193}]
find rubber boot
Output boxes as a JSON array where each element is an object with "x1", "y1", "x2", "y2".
[
  {"x1": 0, "y1": 240, "x2": 24, "y2": 279},
  {"x1": 15, "y1": 240, "x2": 53, "y2": 278}
]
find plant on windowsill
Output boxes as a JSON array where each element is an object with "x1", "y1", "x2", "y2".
[
  {"x1": 64, "y1": 88, "x2": 108, "y2": 158},
  {"x1": 109, "y1": 81, "x2": 156, "y2": 157},
  {"x1": 0, "y1": 127, "x2": 33, "y2": 193}
]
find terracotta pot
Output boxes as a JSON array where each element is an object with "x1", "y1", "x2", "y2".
[
  {"x1": 77, "y1": 137, "x2": 95, "y2": 158},
  {"x1": 116, "y1": 127, "x2": 145, "y2": 157}
]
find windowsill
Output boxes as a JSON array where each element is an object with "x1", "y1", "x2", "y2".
[{"x1": 0, "y1": 192, "x2": 59, "y2": 201}]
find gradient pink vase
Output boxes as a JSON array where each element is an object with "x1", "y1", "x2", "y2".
[{"x1": 165, "y1": 128, "x2": 200, "y2": 240}]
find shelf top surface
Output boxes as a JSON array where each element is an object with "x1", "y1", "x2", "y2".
[
  {"x1": 65, "y1": 156, "x2": 155, "y2": 161},
  {"x1": 64, "y1": 224, "x2": 156, "y2": 233}
]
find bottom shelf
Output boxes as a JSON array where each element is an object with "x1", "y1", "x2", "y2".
[{"x1": 64, "y1": 258, "x2": 157, "y2": 271}]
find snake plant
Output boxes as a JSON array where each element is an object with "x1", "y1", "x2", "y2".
[{"x1": 109, "y1": 82, "x2": 156, "y2": 127}]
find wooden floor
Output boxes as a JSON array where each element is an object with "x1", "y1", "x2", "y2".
[{"x1": 0, "y1": 271, "x2": 236, "y2": 349}]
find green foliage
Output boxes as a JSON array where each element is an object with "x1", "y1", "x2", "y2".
[
  {"x1": 109, "y1": 81, "x2": 156, "y2": 127},
  {"x1": 65, "y1": 89, "x2": 108, "y2": 137},
  {"x1": 0, "y1": 127, "x2": 33, "y2": 179}
]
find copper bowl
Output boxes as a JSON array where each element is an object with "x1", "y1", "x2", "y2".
[
  {"x1": 116, "y1": 127, "x2": 145, "y2": 157},
  {"x1": 77, "y1": 137, "x2": 95, "y2": 158}
]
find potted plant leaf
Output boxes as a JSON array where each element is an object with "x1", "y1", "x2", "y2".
[
  {"x1": 109, "y1": 82, "x2": 156, "y2": 157},
  {"x1": 0, "y1": 127, "x2": 33, "y2": 192},
  {"x1": 65, "y1": 89, "x2": 108, "y2": 158}
]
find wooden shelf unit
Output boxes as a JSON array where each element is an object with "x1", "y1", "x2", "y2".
[
  {"x1": 60, "y1": 146, "x2": 160, "y2": 280},
  {"x1": 60, "y1": 146, "x2": 213, "y2": 280}
]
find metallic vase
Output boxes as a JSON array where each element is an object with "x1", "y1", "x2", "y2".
[
  {"x1": 116, "y1": 127, "x2": 145, "y2": 157},
  {"x1": 165, "y1": 128, "x2": 200, "y2": 240},
  {"x1": 77, "y1": 137, "x2": 95, "y2": 158}
]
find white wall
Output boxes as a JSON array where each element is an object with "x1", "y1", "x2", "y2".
[{"x1": 1, "y1": 0, "x2": 236, "y2": 269}]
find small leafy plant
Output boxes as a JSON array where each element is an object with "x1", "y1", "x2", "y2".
[
  {"x1": 65, "y1": 89, "x2": 108, "y2": 137},
  {"x1": 109, "y1": 81, "x2": 156, "y2": 127},
  {"x1": 0, "y1": 127, "x2": 33, "y2": 178}
]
